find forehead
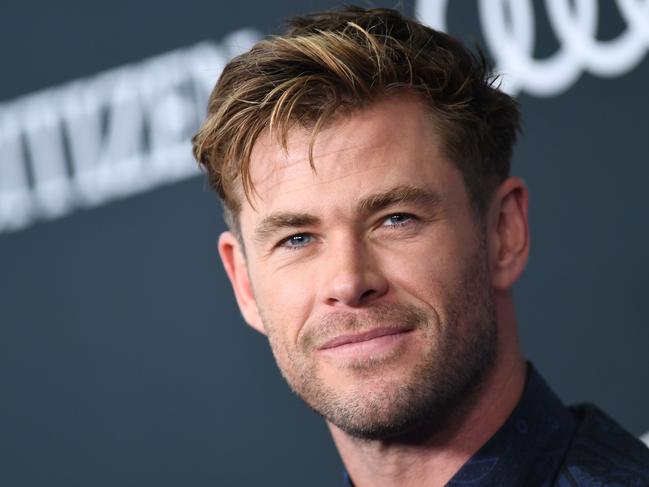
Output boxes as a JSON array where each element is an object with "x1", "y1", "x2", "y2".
[{"x1": 241, "y1": 96, "x2": 456, "y2": 222}]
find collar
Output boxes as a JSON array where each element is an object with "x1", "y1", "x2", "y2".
[{"x1": 344, "y1": 364, "x2": 576, "y2": 486}]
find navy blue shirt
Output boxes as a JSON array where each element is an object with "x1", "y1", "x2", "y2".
[{"x1": 344, "y1": 365, "x2": 649, "y2": 486}]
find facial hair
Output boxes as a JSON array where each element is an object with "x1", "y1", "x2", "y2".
[{"x1": 262, "y1": 239, "x2": 497, "y2": 441}]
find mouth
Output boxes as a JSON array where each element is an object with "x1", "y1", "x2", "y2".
[{"x1": 318, "y1": 326, "x2": 415, "y2": 351}]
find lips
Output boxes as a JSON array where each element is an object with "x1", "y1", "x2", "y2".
[{"x1": 318, "y1": 326, "x2": 414, "y2": 350}]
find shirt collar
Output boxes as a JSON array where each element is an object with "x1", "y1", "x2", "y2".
[{"x1": 343, "y1": 364, "x2": 576, "y2": 486}]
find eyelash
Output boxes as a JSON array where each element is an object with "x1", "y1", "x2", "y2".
[
  {"x1": 382, "y1": 213, "x2": 417, "y2": 228},
  {"x1": 278, "y1": 233, "x2": 313, "y2": 250}
]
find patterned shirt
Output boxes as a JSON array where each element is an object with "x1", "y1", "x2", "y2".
[{"x1": 343, "y1": 364, "x2": 649, "y2": 486}]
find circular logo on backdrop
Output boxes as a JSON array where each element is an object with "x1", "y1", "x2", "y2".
[{"x1": 416, "y1": 0, "x2": 649, "y2": 96}]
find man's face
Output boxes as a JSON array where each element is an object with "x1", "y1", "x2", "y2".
[{"x1": 226, "y1": 96, "x2": 497, "y2": 439}]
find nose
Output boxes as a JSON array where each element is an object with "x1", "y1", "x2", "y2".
[{"x1": 320, "y1": 237, "x2": 389, "y2": 307}]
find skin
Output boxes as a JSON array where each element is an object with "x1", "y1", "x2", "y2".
[{"x1": 218, "y1": 95, "x2": 530, "y2": 487}]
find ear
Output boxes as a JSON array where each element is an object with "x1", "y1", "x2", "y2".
[
  {"x1": 486, "y1": 177, "x2": 530, "y2": 291},
  {"x1": 218, "y1": 231, "x2": 266, "y2": 335}
]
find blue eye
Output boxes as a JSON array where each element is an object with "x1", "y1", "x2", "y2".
[
  {"x1": 283, "y1": 234, "x2": 312, "y2": 248},
  {"x1": 383, "y1": 214, "x2": 413, "y2": 227}
]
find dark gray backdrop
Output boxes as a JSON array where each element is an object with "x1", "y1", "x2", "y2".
[{"x1": 1, "y1": 1, "x2": 648, "y2": 486}]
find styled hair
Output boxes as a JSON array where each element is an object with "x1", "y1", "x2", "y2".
[{"x1": 192, "y1": 6, "x2": 522, "y2": 229}]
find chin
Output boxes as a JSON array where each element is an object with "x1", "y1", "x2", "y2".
[
  {"x1": 325, "y1": 384, "x2": 445, "y2": 441},
  {"x1": 302, "y1": 334, "x2": 496, "y2": 442}
]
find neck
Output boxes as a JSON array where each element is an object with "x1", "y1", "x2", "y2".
[{"x1": 329, "y1": 296, "x2": 526, "y2": 487}]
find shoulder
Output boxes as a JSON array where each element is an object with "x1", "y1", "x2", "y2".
[{"x1": 555, "y1": 403, "x2": 649, "y2": 486}]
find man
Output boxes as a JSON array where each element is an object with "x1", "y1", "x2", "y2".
[{"x1": 192, "y1": 7, "x2": 649, "y2": 486}]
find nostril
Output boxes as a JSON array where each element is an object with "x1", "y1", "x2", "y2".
[{"x1": 359, "y1": 289, "x2": 377, "y2": 302}]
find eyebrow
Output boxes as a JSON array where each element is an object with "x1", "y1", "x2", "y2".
[
  {"x1": 357, "y1": 185, "x2": 443, "y2": 215},
  {"x1": 254, "y1": 212, "x2": 321, "y2": 243},
  {"x1": 253, "y1": 185, "x2": 442, "y2": 243}
]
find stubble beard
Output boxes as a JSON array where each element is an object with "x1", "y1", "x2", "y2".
[{"x1": 263, "y1": 241, "x2": 497, "y2": 441}]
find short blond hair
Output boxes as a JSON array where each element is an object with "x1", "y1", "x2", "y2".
[{"x1": 192, "y1": 7, "x2": 521, "y2": 228}]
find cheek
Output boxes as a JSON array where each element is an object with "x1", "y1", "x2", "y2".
[
  {"x1": 253, "y1": 266, "x2": 315, "y2": 343},
  {"x1": 382, "y1": 233, "x2": 473, "y2": 309}
]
